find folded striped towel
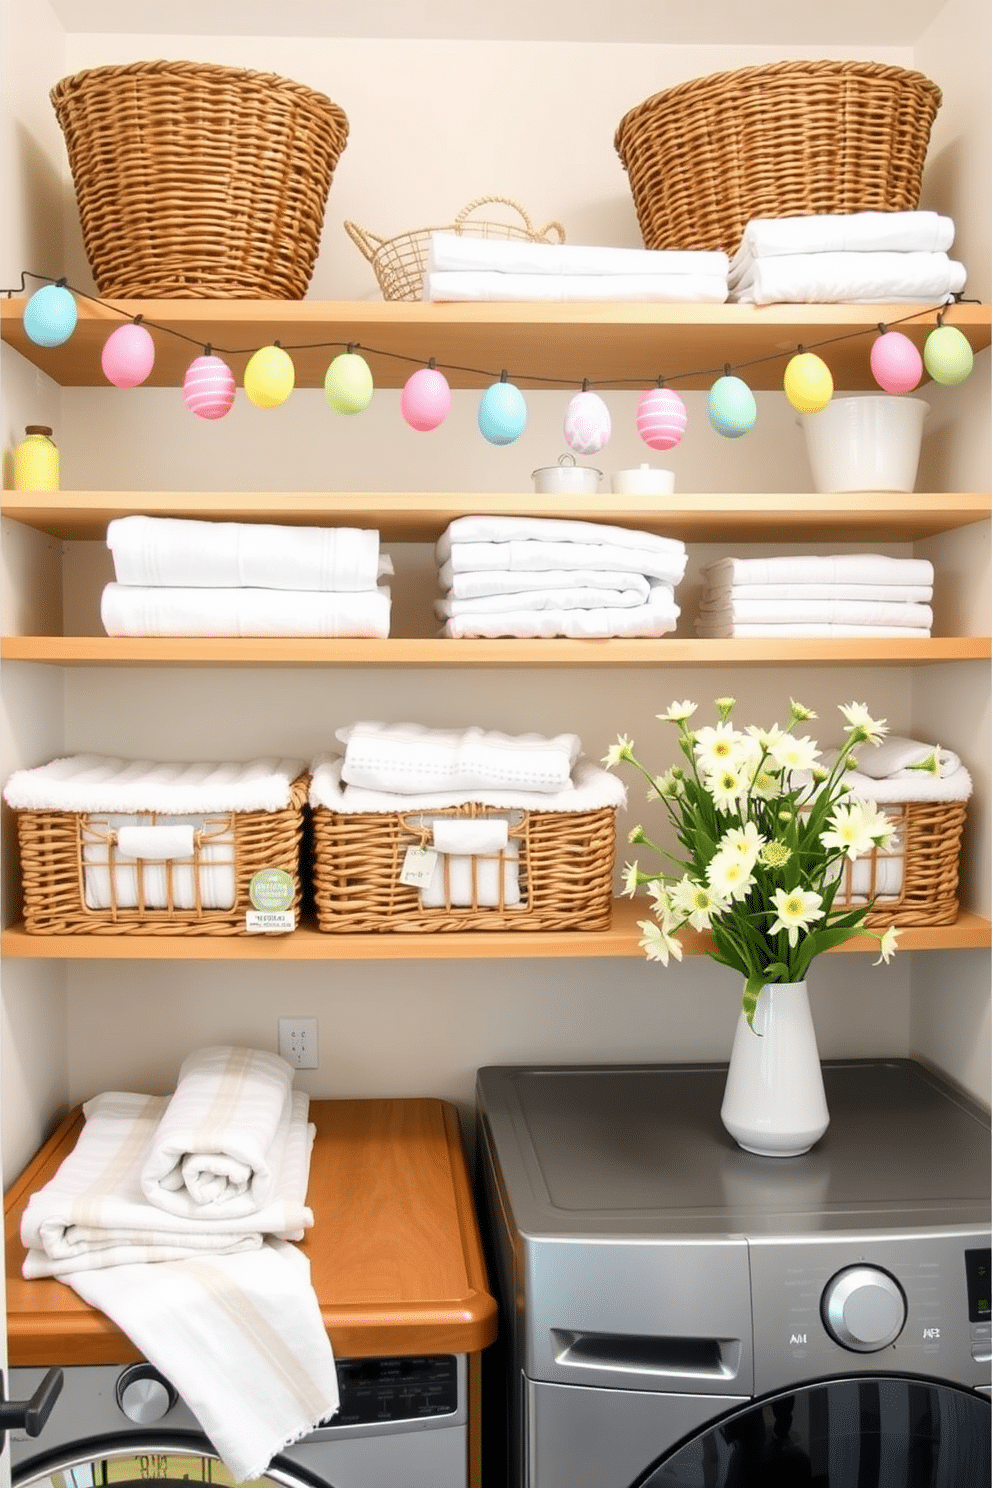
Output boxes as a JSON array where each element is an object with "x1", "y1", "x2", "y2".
[{"x1": 141, "y1": 1046, "x2": 296, "y2": 1220}]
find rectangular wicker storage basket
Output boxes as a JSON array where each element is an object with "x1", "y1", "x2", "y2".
[
  {"x1": 50, "y1": 61, "x2": 349, "y2": 299},
  {"x1": 614, "y1": 60, "x2": 942, "y2": 255},
  {"x1": 830, "y1": 799, "x2": 966, "y2": 928},
  {"x1": 9, "y1": 762, "x2": 309, "y2": 936},
  {"x1": 311, "y1": 799, "x2": 617, "y2": 933}
]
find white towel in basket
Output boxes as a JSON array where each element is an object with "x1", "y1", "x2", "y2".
[
  {"x1": 335, "y1": 721, "x2": 583, "y2": 796},
  {"x1": 3, "y1": 755, "x2": 306, "y2": 816},
  {"x1": 308, "y1": 756, "x2": 627, "y2": 815},
  {"x1": 141, "y1": 1046, "x2": 296, "y2": 1220},
  {"x1": 108, "y1": 515, "x2": 392, "y2": 592}
]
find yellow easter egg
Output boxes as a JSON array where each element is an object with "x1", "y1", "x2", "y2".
[
  {"x1": 784, "y1": 352, "x2": 833, "y2": 414},
  {"x1": 244, "y1": 345, "x2": 295, "y2": 408}
]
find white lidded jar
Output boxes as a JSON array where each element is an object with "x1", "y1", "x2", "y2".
[{"x1": 14, "y1": 425, "x2": 59, "y2": 491}]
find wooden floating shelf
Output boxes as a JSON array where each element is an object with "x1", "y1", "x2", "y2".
[
  {"x1": 2, "y1": 903, "x2": 989, "y2": 961},
  {"x1": 3, "y1": 299, "x2": 989, "y2": 391},
  {"x1": 2, "y1": 636, "x2": 988, "y2": 667},
  {"x1": 4, "y1": 490, "x2": 990, "y2": 544}
]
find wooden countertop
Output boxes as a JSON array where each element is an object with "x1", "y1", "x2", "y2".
[{"x1": 5, "y1": 1097, "x2": 498, "y2": 1366}]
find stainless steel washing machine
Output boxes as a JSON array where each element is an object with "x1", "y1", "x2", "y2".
[
  {"x1": 8, "y1": 1353, "x2": 469, "y2": 1487},
  {"x1": 475, "y1": 1058, "x2": 991, "y2": 1488}
]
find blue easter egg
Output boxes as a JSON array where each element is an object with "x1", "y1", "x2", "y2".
[
  {"x1": 478, "y1": 380, "x2": 527, "y2": 445},
  {"x1": 23, "y1": 283, "x2": 78, "y2": 347},
  {"x1": 708, "y1": 374, "x2": 757, "y2": 438}
]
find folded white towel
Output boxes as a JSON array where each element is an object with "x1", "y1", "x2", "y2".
[
  {"x1": 835, "y1": 763, "x2": 972, "y2": 803},
  {"x1": 431, "y1": 818, "x2": 509, "y2": 853},
  {"x1": 421, "y1": 837, "x2": 522, "y2": 909},
  {"x1": 702, "y1": 555, "x2": 935, "y2": 588},
  {"x1": 830, "y1": 851, "x2": 906, "y2": 903},
  {"x1": 850, "y1": 735, "x2": 962, "y2": 779},
  {"x1": 308, "y1": 756, "x2": 627, "y2": 814},
  {"x1": 4, "y1": 754, "x2": 305, "y2": 815},
  {"x1": 438, "y1": 513, "x2": 687, "y2": 558},
  {"x1": 729, "y1": 212, "x2": 955, "y2": 272},
  {"x1": 107, "y1": 516, "x2": 392, "y2": 592},
  {"x1": 81, "y1": 812, "x2": 237, "y2": 913},
  {"x1": 439, "y1": 542, "x2": 686, "y2": 588},
  {"x1": 702, "y1": 581, "x2": 934, "y2": 603},
  {"x1": 336, "y1": 721, "x2": 582, "y2": 795},
  {"x1": 442, "y1": 567, "x2": 653, "y2": 602},
  {"x1": 728, "y1": 250, "x2": 966, "y2": 305},
  {"x1": 429, "y1": 233, "x2": 728, "y2": 277},
  {"x1": 696, "y1": 598, "x2": 933, "y2": 629},
  {"x1": 424, "y1": 270, "x2": 729, "y2": 303},
  {"x1": 141, "y1": 1046, "x2": 296, "y2": 1220},
  {"x1": 101, "y1": 584, "x2": 392, "y2": 638},
  {"x1": 69, "y1": 1240, "x2": 339, "y2": 1484},
  {"x1": 21, "y1": 1089, "x2": 314, "y2": 1276},
  {"x1": 695, "y1": 621, "x2": 931, "y2": 638},
  {"x1": 435, "y1": 585, "x2": 650, "y2": 617},
  {"x1": 441, "y1": 586, "x2": 680, "y2": 638}
]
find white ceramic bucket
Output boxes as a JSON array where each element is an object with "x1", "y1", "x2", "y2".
[
  {"x1": 800, "y1": 395, "x2": 929, "y2": 493},
  {"x1": 531, "y1": 455, "x2": 601, "y2": 494}
]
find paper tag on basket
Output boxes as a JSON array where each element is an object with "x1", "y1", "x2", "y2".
[
  {"x1": 400, "y1": 846, "x2": 438, "y2": 888},
  {"x1": 246, "y1": 867, "x2": 296, "y2": 933}
]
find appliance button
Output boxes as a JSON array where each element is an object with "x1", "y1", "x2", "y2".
[
  {"x1": 821, "y1": 1265, "x2": 907, "y2": 1352},
  {"x1": 116, "y1": 1364, "x2": 178, "y2": 1424},
  {"x1": 972, "y1": 1342, "x2": 992, "y2": 1363}
]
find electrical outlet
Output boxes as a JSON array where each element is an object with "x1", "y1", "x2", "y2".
[{"x1": 279, "y1": 1016, "x2": 318, "y2": 1070}]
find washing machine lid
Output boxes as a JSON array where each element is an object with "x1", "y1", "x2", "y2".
[{"x1": 476, "y1": 1058, "x2": 991, "y2": 1240}]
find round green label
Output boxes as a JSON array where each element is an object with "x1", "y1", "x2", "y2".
[{"x1": 249, "y1": 867, "x2": 295, "y2": 912}]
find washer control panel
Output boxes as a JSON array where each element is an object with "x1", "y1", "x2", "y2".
[{"x1": 749, "y1": 1234, "x2": 991, "y2": 1395}]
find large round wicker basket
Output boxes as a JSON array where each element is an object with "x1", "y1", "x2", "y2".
[
  {"x1": 50, "y1": 60, "x2": 350, "y2": 299},
  {"x1": 614, "y1": 60, "x2": 942, "y2": 256}
]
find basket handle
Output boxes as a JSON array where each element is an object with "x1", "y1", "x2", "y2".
[
  {"x1": 343, "y1": 221, "x2": 387, "y2": 263},
  {"x1": 454, "y1": 196, "x2": 566, "y2": 244}
]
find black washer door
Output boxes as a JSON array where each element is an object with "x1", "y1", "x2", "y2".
[{"x1": 637, "y1": 1376, "x2": 990, "y2": 1487}]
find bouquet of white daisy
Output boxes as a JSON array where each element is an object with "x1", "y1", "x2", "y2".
[{"x1": 604, "y1": 697, "x2": 901, "y2": 1024}]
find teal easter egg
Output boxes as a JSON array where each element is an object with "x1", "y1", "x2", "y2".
[
  {"x1": 923, "y1": 324, "x2": 974, "y2": 386},
  {"x1": 708, "y1": 375, "x2": 757, "y2": 438},
  {"x1": 478, "y1": 381, "x2": 527, "y2": 445},
  {"x1": 24, "y1": 283, "x2": 77, "y2": 347},
  {"x1": 324, "y1": 351, "x2": 374, "y2": 414}
]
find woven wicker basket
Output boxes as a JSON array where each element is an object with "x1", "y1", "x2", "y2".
[
  {"x1": 14, "y1": 774, "x2": 309, "y2": 936},
  {"x1": 831, "y1": 799, "x2": 966, "y2": 928},
  {"x1": 344, "y1": 196, "x2": 566, "y2": 302},
  {"x1": 614, "y1": 60, "x2": 942, "y2": 255},
  {"x1": 311, "y1": 799, "x2": 616, "y2": 933},
  {"x1": 50, "y1": 61, "x2": 349, "y2": 299}
]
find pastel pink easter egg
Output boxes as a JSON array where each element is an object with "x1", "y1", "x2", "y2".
[
  {"x1": 101, "y1": 322, "x2": 156, "y2": 387},
  {"x1": 636, "y1": 387, "x2": 687, "y2": 450},
  {"x1": 870, "y1": 330, "x2": 923, "y2": 395},
  {"x1": 401, "y1": 366, "x2": 451, "y2": 431},
  {"x1": 183, "y1": 354, "x2": 236, "y2": 420},
  {"x1": 563, "y1": 390, "x2": 612, "y2": 454}
]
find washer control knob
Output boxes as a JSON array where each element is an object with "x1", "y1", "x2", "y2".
[
  {"x1": 821, "y1": 1265, "x2": 907, "y2": 1352},
  {"x1": 116, "y1": 1364, "x2": 177, "y2": 1424}
]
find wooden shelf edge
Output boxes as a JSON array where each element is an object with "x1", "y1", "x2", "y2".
[
  {"x1": 3, "y1": 636, "x2": 989, "y2": 667},
  {"x1": 3, "y1": 906, "x2": 988, "y2": 960},
  {"x1": 3, "y1": 490, "x2": 989, "y2": 544}
]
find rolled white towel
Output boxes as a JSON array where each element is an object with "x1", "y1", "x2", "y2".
[
  {"x1": 141, "y1": 1046, "x2": 297, "y2": 1219},
  {"x1": 851, "y1": 735, "x2": 962, "y2": 779}
]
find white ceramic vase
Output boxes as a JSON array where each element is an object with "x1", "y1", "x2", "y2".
[{"x1": 720, "y1": 980, "x2": 830, "y2": 1158}]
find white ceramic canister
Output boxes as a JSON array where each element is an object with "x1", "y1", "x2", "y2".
[
  {"x1": 532, "y1": 454, "x2": 602, "y2": 495},
  {"x1": 611, "y1": 462, "x2": 675, "y2": 495}
]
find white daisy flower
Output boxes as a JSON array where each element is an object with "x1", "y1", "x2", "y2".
[
  {"x1": 820, "y1": 801, "x2": 882, "y2": 860},
  {"x1": 658, "y1": 700, "x2": 697, "y2": 723},
  {"x1": 602, "y1": 735, "x2": 635, "y2": 769},
  {"x1": 769, "y1": 733, "x2": 820, "y2": 774},
  {"x1": 706, "y1": 850, "x2": 756, "y2": 903},
  {"x1": 873, "y1": 926, "x2": 900, "y2": 965},
  {"x1": 706, "y1": 765, "x2": 747, "y2": 813},
  {"x1": 693, "y1": 721, "x2": 744, "y2": 771},
  {"x1": 839, "y1": 702, "x2": 889, "y2": 746},
  {"x1": 669, "y1": 876, "x2": 731, "y2": 932},
  {"x1": 638, "y1": 918, "x2": 683, "y2": 965},
  {"x1": 718, "y1": 821, "x2": 765, "y2": 866},
  {"x1": 768, "y1": 886, "x2": 825, "y2": 947}
]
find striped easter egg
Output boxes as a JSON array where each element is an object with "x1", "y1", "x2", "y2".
[
  {"x1": 183, "y1": 354, "x2": 236, "y2": 420},
  {"x1": 636, "y1": 387, "x2": 687, "y2": 450}
]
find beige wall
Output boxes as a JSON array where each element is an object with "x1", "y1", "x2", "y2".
[{"x1": 1, "y1": 0, "x2": 989, "y2": 1176}]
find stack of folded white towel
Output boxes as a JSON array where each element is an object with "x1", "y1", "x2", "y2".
[
  {"x1": 424, "y1": 233, "x2": 729, "y2": 303},
  {"x1": 310, "y1": 722, "x2": 627, "y2": 909},
  {"x1": 435, "y1": 515, "x2": 687, "y2": 638},
  {"x1": 695, "y1": 554, "x2": 934, "y2": 638},
  {"x1": 20, "y1": 1045, "x2": 339, "y2": 1482},
  {"x1": 727, "y1": 211, "x2": 966, "y2": 305},
  {"x1": 101, "y1": 515, "x2": 393, "y2": 638}
]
